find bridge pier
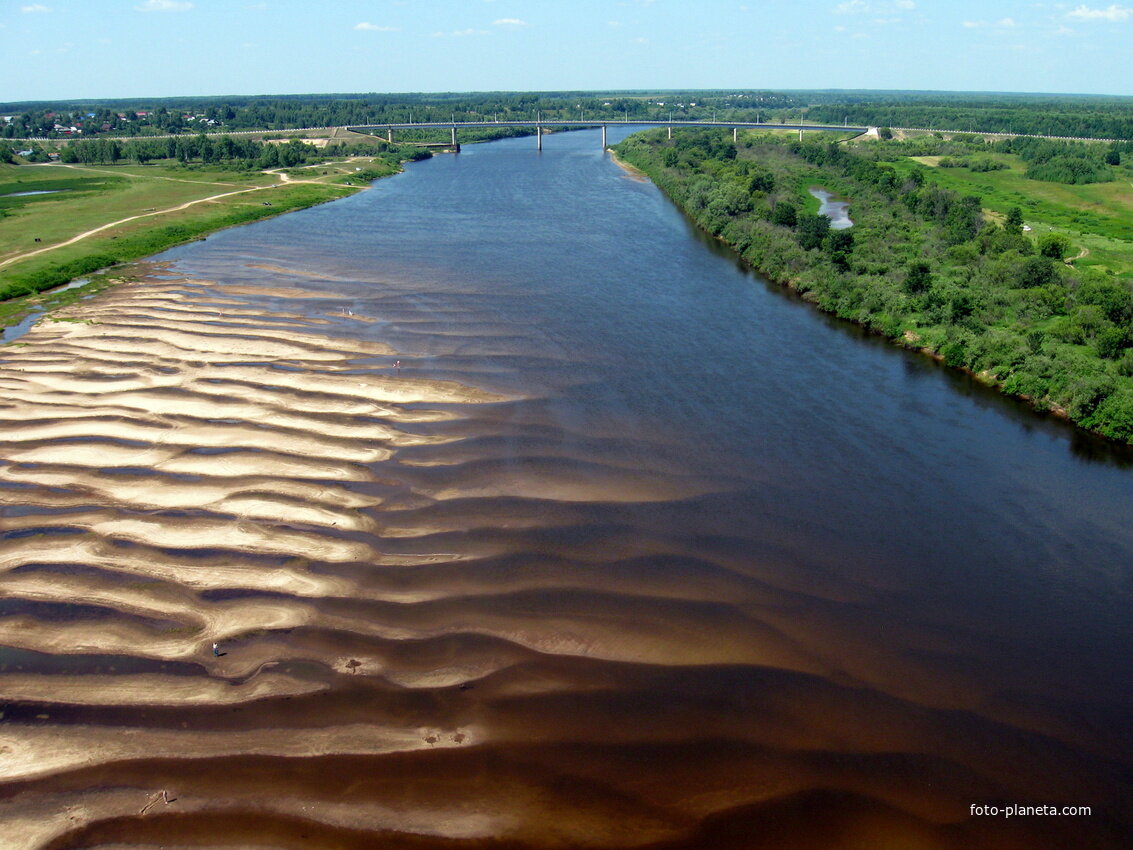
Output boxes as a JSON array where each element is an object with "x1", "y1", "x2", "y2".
[
  {"x1": 536, "y1": 125, "x2": 542, "y2": 151},
  {"x1": 668, "y1": 125, "x2": 672, "y2": 140},
  {"x1": 733, "y1": 127, "x2": 738, "y2": 143},
  {"x1": 451, "y1": 126, "x2": 457, "y2": 147},
  {"x1": 601, "y1": 125, "x2": 607, "y2": 149},
  {"x1": 387, "y1": 129, "x2": 394, "y2": 143}
]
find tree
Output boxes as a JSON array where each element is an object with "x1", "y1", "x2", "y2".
[
  {"x1": 747, "y1": 168, "x2": 775, "y2": 194},
  {"x1": 904, "y1": 261, "x2": 933, "y2": 294},
  {"x1": 770, "y1": 200, "x2": 797, "y2": 227},
  {"x1": 1005, "y1": 206, "x2": 1024, "y2": 234},
  {"x1": 796, "y1": 213, "x2": 831, "y2": 250},
  {"x1": 826, "y1": 229, "x2": 854, "y2": 254},
  {"x1": 1038, "y1": 233, "x2": 1072, "y2": 260},
  {"x1": 1015, "y1": 256, "x2": 1057, "y2": 288}
]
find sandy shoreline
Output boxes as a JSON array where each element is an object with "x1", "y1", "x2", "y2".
[{"x1": 1, "y1": 268, "x2": 1127, "y2": 849}]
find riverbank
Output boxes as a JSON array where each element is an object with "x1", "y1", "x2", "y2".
[
  {"x1": 0, "y1": 154, "x2": 410, "y2": 326},
  {"x1": 3, "y1": 128, "x2": 1131, "y2": 849},
  {"x1": 614, "y1": 129, "x2": 1133, "y2": 445}
]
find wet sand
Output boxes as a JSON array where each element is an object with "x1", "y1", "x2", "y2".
[{"x1": 0, "y1": 272, "x2": 1130, "y2": 849}]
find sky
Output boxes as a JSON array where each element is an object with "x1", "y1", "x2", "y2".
[{"x1": 5, "y1": 0, "x2": 1133, "y2": 103}]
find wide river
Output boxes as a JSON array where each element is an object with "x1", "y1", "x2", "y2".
[{"x1": 1, "y1": 128, "x2": 1131, "y2": 848}]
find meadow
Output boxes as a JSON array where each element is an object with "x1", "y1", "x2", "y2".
[
  {"x1": 0, "y1": 155, "x2": 401, "y2": 317},
  {"x1": 890, "y1": 151, "x2": 1133, "y2": 276}
]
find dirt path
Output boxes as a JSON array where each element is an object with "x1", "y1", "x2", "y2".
[
  {"x1": 2, "y1": 158, "x2": 371, "y2": 271},
  {"x1": 263, "y1": 159, "x2": 362, "y2": 184},
  {"x1": 0, "y1": 184, "x2": 273, "y2": 270}
]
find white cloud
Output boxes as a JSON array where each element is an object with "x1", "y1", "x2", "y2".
[
  {"x1": 633, "y1": 36, "x2": 649, "y2": 42},
  {"x1": 608, "y1": 20, "x2": 623, "y2": 26},
  {"x1": 1067, "y1": 4, "x2": 1133, "y2": 20},
  {"x1": 492, "y1": 17, "x2": 527, "y2": 26},
  {"x1": 135, "y1": 0, "x2": 193, "y2": 11},
  {"x1": 895, "y1": 0, "x2": 915, "y2": 7},
  {"x1": 21, "y1": 3, "x2": 51, "y2": 11},
  {"x1": 835, "y1": 0, "x2": 867, "y2": 12},
  {"x1": 998, "y1": 16, "x2": 1016, "y2": 26},
  {"x1": 354, "y1": 22, "x2": 398, "y2": 31}
]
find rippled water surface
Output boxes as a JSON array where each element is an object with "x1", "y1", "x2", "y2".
[{"x1": 1, "y1": 128, "x2": 1131, "y2": 849}]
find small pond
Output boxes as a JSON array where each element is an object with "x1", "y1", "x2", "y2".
[{"x1": 808, "y1": 187, "x2": 853, "y2": 229}]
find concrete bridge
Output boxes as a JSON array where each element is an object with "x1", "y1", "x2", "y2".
[{"x1": 345, "y1": 120, "x2": 873, "y2": 150}]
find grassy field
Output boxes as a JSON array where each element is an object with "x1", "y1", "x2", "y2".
[
  {"x1": 0, "y1": 155, "x2": 400, "y2": 321},
  {"x1": 890, "y1": 153, "x2": 1133, "y2": 275}
]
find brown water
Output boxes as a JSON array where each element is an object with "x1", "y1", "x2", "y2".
[{"x1": 1, "y1": 128, "x2": 1131, "y2": 849}]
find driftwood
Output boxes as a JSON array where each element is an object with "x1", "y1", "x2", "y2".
[{"x1": 138, "y1": 790, "x2": 176, "y2": 815}]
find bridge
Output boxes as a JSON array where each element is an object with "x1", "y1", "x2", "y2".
[{"x1": 344, "y1": 120, "x2": 874, "y2": 150}]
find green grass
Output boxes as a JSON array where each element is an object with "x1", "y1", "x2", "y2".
[
  {"x1": 0, "y1": 173, "x2": 129, "y2": 213},
  {"x1": 0, "y1": 155, "x2": 402, "y2": 306},
  {"x1": 890, "y1": 153, "x2": 1133, "y2": 274}
]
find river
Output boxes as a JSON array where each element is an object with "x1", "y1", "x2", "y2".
[{"x1": 1, "y1": 127, "x2": 1130, "y2": 849}]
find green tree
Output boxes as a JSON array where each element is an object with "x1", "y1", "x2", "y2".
[
  {"x1": 1005, "y1": 206, "x2": 1024, "y2": 235},
  {"x1": 904, "y1": 261, "x2": 933, "y2": 294},
  {"x1": 771, "y1": 201, "x2": 797, "y2": 227},
  {"x1": 797, "y1": 213, "x2": 831, "y2": 250},
  {"x1": 1038, "y1": 233, "x2": 1073, "y2": 259},
  {"x1": 1015, "y1": 256, "x2": 1057, "y2": 288}
]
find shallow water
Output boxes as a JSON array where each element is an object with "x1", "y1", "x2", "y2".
[
  {"x1": 1, "y1": 189, "x2": 69, "y2": 198},
  {"x1": 0, "y1": 128, "x2": 1130, "y2": 848},
  {"x1": 808, "y1": 186, "x2": 853, "y2": 229}
]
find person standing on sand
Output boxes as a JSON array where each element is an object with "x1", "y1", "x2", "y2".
[{"x1": 212, "y1": 643, "x2": 219, "y2": 657}]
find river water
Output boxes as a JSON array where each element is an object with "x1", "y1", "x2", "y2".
[{"x1": 1, "y1": 128, "x2": 1131, "y2": 848}]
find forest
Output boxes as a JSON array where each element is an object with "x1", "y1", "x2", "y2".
[
  {"x1": 7, "y1": 89, "x2": 1133, "y2": 142},
  {"x1": 614, "y1": 128, "x2": 1133, "y2": 443}
]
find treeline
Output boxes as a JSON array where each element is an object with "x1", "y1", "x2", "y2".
[
  {"x1": 614, "y1": 129, "x2": 1133, "y2": 443},
  {"x1": 803, "y1": 92, "x2": 1133, "y2": 140},
  {"x1": 861, "y1": 132, "x2": 1129, "y2": 184},
  {"x1": 995, "y1": 136, "x2": 1118, "y2": 184},
  {"x1": 1, "y1": 90, "x2": 801, "y2": 140},
  {"x1": 8, "y1": 90, "x2": 1133, "y2": 143},
  {"x1": 57, "y1": 135, "x2": 424, "y2": 170}
]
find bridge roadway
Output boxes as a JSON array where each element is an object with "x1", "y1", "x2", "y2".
[{"x1": 346, "y1": 119, "x2": 872, "y2": 149}]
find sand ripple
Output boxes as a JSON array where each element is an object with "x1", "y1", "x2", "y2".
[{"x1": 0, "y1": 275, "x2": 1127, "y2": 850}]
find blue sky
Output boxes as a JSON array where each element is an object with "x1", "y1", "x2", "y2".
[{"x1": 6, "y1": 1, "x2": 1133, "y2": 102}]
